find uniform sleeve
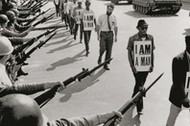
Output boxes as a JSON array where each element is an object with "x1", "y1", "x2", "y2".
[
  {"x1": 0, "y1": 83, "x2": 45, "y2": 97},
  {"x1": 48, "y1": 115, "x2": 100, "y2": 126}
]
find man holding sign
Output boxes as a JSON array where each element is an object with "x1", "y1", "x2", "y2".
[
  {"x1": 166, "y1": 35, "x2": 190, "y2": 126},
  {"x1": 127, "y1": 19, "x2": 155, "y2": 115},
  {"x1": 82, "y1": 0, "x2": 96, "y2": 56},
  {"x1": 73, "y1": 0, "x2": 84, "y2": 43}
]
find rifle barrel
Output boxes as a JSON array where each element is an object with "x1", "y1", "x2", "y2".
[
  {"x1": 103, "y1": 73, "x2": 164, "y2": 126},
  {"x1": 78, "y1": 58, "x2": 112, "y2": 81}
]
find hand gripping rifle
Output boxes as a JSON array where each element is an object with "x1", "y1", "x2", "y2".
[
  {"x1": 33, "y1": 13, "x2": 55, "y2": 27},
  {"x1": 10, "y1": 32, "x2": 57, "y2": 82},
  {"x1": 12, "y1": 27, "x2": 58, "y2": 57},
  {"x1": 77, "y1": 58, "x2": 113, "y2": 81},
  {"x1": 34, "y1": 68, "x2": 88, "y2": 108},
  {"x1": 103, "y1": 73, "x2": 164, "y2": 126},
  {"x1": 24, "y1": 8, "x2": 51, "y2": 26}
]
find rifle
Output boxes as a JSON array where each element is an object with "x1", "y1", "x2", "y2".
[
  {"x1": 24, "y1": 8, "x2": 51, "y2": 26},
  {"x1": 33, "y1": 13, "x2": 55, "y2": 27},
  {"x1": 23, "y1": 32, "x2": 57, "y2": 61},
  {"x1": 103, "y1": 73, "x2": 164, "y2": 126},
  {"x1": 30, "y1": 0, "x2": 47, "y2": 10},
  {"x1": 77, "y1": 58, "x2": 113, "y2": 81},
  {"x1": 34, "y1": 68, "x2": 89, "y2": 108},
  {"x1": 12, "y1": 27, "x2": 58, "y2": 56},
  {"x1": 31, "y1": 0, "x2": 48, "y2": 13},
  {"x1": 10, "y1": 32, "x2": 57, "y2": 82}
]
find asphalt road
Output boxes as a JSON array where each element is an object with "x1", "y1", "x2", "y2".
[{"x1": 16, "y1": 1, "x2": 190, "y2": 126}]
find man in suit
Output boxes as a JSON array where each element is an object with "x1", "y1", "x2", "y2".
[{"x1": 166, "y1": 35, "x2": 190, "y2": 126}]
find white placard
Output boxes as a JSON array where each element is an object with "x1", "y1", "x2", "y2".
[
  {"x1": 75, "y1": 9, "x2": 83, "y2": 24},
  {"x1": 83, "y1": 13, "x2": 94, "y2": 31},
  {"x1": 134, "y1": 40, "x2": 152, "y2": 72},
  {"x1": 182, "y1": 71, "x2": 190, "y2": 109},
  {"x1": 185, "y1": 72, "x2": 190, "y2": 99}
]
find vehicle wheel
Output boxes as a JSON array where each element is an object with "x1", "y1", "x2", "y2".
[{"x1": 111, "y1": 0, "x2": 119, "y2": 4}]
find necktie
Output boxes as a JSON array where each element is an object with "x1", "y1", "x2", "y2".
[{"x1": 107, "y1": 15, "x2": 111, "y2": 31}]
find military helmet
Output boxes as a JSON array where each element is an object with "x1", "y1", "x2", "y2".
[
  {"x1": 0, "y1": 36, "x2": 13, "y2": 56},
  {"x1": 0, "y1": 94, "x2": 48, "y2": 126},
  {"x1": 5, "y1": 10, "x2": 16, "y2": 21},
  {"x1": 11, "y1": 8, "x2": 19, "y2": 17},
  {"x1": 0, "y1": 14, "x2": 9, "y2": 24}
]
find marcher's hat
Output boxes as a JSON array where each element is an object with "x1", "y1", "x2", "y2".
[
  {"x1": 137, "y1": 19, "x2": 148, "y2": 28},
  {"x1": 85, "y1": 0, "x2": 91, "y2": 4},
  {"x1": 107, "y1": 3, "x2": 114, "y2": 9},
  {"x1": 0, "y1": 94, "x2": 48, "y2": 126},
  {"x1": 0, "y1": 36, "x2": 13, "y2": 56},
  {"x1": 0, "y1": 14, "x2": 9, "y2": 24}
]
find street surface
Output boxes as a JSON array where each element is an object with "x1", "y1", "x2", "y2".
[{"x1": 16, "y1": 0, "x2": 190, "y2": 125}]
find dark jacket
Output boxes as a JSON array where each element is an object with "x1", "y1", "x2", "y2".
[{"x1": 169, "y1": 51, "x2": 188, "y2": 108}]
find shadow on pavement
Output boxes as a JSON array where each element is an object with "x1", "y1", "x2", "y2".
[
  {"x1": 46, "y1": 50, "x2": 85, "y2": 71},
  {"x1": 120, "y1": 106, "x2": 141, "y2": 126},
  {"x1": 58, "y1": 68, "x2": 106, "y2": 102},
  {"x1": 46, "y1": 40, "x2": 79, "y2": 54}
]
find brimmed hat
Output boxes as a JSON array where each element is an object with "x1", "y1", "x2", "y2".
[
  {"x1": 107, "y1": 3, "x2": 114, "y2": 9},
  {"x1": 137, "y1": 19, "x2": 148, "y2": 28}
]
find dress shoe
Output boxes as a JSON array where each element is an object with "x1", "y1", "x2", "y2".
[
  {"x1": 104, "y1": 65, "x2": 110, "y2": 70},
  {"x1": 137, "y1": 110, "x2": 143, "y2": 115},
  {"x1": 22, "y1": 62, "x2": 29, "y2": 66},
  {"x1": 86, "y1": 51, "x2": 90, "y2": 57}
]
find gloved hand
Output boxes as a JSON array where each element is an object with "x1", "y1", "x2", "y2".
[{"x1": 182, "y1": 98, "x2": 190, "y2": 108}]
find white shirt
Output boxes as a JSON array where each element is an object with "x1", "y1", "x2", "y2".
[{"x1": 97, "y1": 13, "x2": 117, "y2": 32}]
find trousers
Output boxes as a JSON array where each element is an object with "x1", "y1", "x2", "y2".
[
  {"x1": 84, "y1": 31, "x2": 92, "y2": 52},
  {"x1": 132, "y1": 72, "x2": 148, "y2": 112},
  {"x1": 99, "y1": 31, "x2": 114, "y2": 63}
]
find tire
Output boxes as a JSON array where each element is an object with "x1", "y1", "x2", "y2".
[{"x1": 111, "y1": 0, "x2": 119, "y2": 4}]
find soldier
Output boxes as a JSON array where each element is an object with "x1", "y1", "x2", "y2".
[
  {"x1": 0, "y1": 36, "x2": 65, "y2": 96},
  {"x1": 82, "y1": 0, "x2": 96, "y2": 56},
  {"x1": 73, "y1": 0, "x2": 84, "y2": 43},
  {"x1": 96, "y1": 3, "x2": 117, "y2": 70},
  {"x1": 127, "y1": 19, "x2": 155, "y2": 115},
  {"x1": 0, "y1": 93, "x2": 123, "y2": 126},
  {"x1": 5, "y1": 10, "x2": 34, "y2": 34},
  {"x1": 0, "y1": 14, "x2": 32, "y2": 45},
  {"x1": 1, "y1": 11, "x2": 33, "y2": 37}
]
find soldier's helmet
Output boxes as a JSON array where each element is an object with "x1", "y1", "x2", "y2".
[
  {"x1": 0, "y1": 36, "x2": 13, "y2": 56},
  {"x1": 5, "y1": 10, "x2": 16, "y2": 22},
  {"x1": 0, "y1": 14, "x2": 9, "y2": 24},
  {"x1": 11, "y1": 8, "x2": 19, "y2": 17},
  {"x1": 0, "y1": 94, "x2": 48, "y2": 126}
]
